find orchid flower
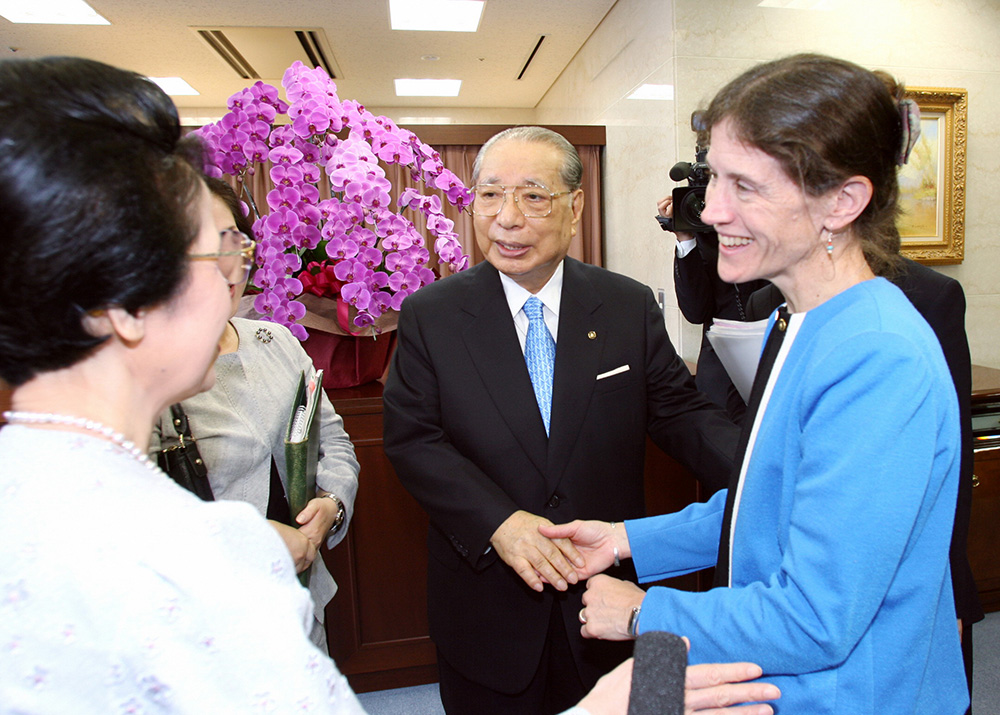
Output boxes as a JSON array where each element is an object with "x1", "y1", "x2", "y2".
[{"x1": 193, "y1": 60, "x2": 471, "y2": 338}]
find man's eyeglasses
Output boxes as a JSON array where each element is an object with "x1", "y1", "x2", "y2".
[
  {"x1": 189, "y1": 229, "x2": 256, "y2": 285},
  {"x1": 470, "y1": 183, "x2": 573, "y2": 218}
]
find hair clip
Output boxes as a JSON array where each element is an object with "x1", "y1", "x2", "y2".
[{"x1": 897, "y1": 98, "x2": 921, "y2": 166}]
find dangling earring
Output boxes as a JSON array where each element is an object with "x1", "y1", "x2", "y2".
[{"x1": 825, "y1": 230, "x2": 834, "y2": 257}]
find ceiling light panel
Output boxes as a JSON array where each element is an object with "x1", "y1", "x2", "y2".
[
  {"x1": 627, "y1": 84, "x2": 674, "y2": 100},
  {"x1": 394, "y1": 78, "x2": 462, "y2": 96},
  {"x1": 148, "y1": 77, "x2": 200, "y2": 96},
  {"x1": 389, "y1": 0, "x2": 485, "y2": 32},
  {"x1": 0, "y1": 0, "x2": 109, "y2": 24}
]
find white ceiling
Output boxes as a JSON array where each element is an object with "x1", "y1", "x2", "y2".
[{"x1": 0, "y1": 0, "x2": 617, "y2": 114}]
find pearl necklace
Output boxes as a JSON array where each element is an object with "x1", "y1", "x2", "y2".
[{"x1": 2, "y1": 410, "x2": 160, "y2": 473}]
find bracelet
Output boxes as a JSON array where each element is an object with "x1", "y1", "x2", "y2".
[
  {"x1": 610, "y1": 521, "x2": 620, "y2": 568},
  {"x1": 627, "y1": 605, "x2": 641, "y2": 638}
]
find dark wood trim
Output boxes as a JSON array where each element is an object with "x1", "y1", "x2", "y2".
[{"x1": 398, "y1": 124, "x2": 606, "y2": 146}]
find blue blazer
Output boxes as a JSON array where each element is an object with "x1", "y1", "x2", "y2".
[{"x1": 628, "y1": 279, "x2": 968, "y2": 714}]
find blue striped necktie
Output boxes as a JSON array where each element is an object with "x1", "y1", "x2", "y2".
[{"x1": 523, "y1": 296, "x2": 555, "y2": 435}]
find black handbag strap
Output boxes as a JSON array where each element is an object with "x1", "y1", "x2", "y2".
[
  {"x1": 169, "y1": 403, "x2": 194, "y2": 441},
  {"x1": 158, "y1": 403, "x2": 214, "y2": 501}
]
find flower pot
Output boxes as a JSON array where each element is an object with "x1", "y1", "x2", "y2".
[{"x1": 300, "y1": 328, "x2": 397, "y2": 389}]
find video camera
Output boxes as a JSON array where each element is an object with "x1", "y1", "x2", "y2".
[{"x1": 656, "y1": 144, "x2": 712, "y2": 234}]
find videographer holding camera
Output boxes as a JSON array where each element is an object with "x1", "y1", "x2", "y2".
[{"x1": 657, "y1": 142, "x2": 767, "y2": 421}]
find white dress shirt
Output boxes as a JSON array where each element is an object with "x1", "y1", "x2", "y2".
[{"x1": 498, "y1": 259, "x2": 564, "y2": 352}]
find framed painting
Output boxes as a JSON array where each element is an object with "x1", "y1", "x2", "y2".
[{"x1": 897, "y1": 87, "x2": 968, "y2": 264}]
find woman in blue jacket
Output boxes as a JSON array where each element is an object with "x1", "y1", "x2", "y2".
[{"x1": 544, "y1": 54, "x2": 968, "y2": 714}]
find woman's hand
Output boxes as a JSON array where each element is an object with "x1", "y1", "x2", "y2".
[
  {"x1": 539, "y1": 519, "x2": 628, "y2": 579},
  {"x1": 579, "y1": 574, "x2": 646, "y2": 640},
  {"x1": 490, "y1": 510, "x2": 584, "y2": 593},
  {"x1": 685, "y1": 662, "x2": 780, "y2": 714},
  {"x1": 269, "y1": 520, "x2": 318, "y2": 573},
  {"x1": 295, "y1": 495, "x2": 339, "y2": 549},
  {"x1": 576, "y1": 657, "x2": 633, "y2": 714},
  {"x1": 657, "y1": 195, "x2": 696, "y2": 242},
  {"x1": 570, "y1": 657, "x2": 781, "y2": 714}
]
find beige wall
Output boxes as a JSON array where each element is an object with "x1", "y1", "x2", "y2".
[{"x1": 533, "y1": 0, "x2": 1000, "y2": 369}]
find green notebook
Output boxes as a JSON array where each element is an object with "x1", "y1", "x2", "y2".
[{"x1": 285, "y1": 368, "x2": 323, "y2": 586}]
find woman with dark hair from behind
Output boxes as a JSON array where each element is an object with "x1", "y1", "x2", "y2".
[
  {"x1": 545, "y1": 54, "x2": 968, "y2": 713},
  {"x1": 0, "y1": 56, "x2": 365, "y2": 711}
]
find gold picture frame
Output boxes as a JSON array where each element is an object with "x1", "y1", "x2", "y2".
[{"x1": 898, "y1": 87, "x2": 968, "y2": 264}]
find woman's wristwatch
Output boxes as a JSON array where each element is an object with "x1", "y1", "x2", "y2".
[{"x1": 322, "y1": 492, "x2": 346, "y2": 536}]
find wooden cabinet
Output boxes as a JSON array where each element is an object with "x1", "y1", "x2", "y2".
[
  {"x1": 970, "y1": 365, "x2": 1000, "y2": 613},
  {"x1": 321, "y1": 382, "x2": 436, "y2": 693},
  {"x1": 969, "y1": 447, "x2": 1000, "y2": 611}
]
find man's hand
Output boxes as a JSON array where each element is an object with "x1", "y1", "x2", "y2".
[
  {"x1": 539, "y1": 519, "x2": 629, "y2": 579},
  {"x1": 657, "y1": 195, "x2": 695, "y2": 242},
  {"x1": 491, "y1": 510, "x2": 584, "y2": 592},
  {"x1": 269, "y1": 520, "x2": 318, "y2": 574},
  {"x1": 579, "y1": 574, "x2": 646, "y2": 640},
  {"x1": 684, "y1": 661, "x2": 780, "y2": 714}
]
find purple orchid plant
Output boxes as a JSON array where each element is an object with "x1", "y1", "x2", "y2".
[{"x1": 194, "y1": 61, "x2": 472, "y2": 339}]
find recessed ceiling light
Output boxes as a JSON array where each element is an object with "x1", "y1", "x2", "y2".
[
  {"x1": 148, "y1": 77, "x2": 200, "y2": 96},
  {"x1": 389, "y1": 0, "x2": 485, "y2": 32},
  {"x1": 627, "y1": 84, "x2": 674, "y2": 101},
  {"x1": 421, "y1": 55, "x2": 441, "y2": 61},
  {"x1": 394, "y1": 78, "x2": 461, "y2": 97},
  {"x1": 0, "y1": 0, "x2": 109, "y2": 24}
]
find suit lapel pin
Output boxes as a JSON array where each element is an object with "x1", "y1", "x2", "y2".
[{"x1": 587, "y1": 331, "x2": 597, "y2": 340}]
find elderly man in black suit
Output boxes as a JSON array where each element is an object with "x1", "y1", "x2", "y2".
[{"x1": 383, "y1": 126, "x2": 739, "y2": 714}]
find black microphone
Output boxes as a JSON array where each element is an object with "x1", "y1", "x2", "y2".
[
  {"x1": 669, "y1": 161, "x2": 693, "y2": 182},
  {"x1": 627, "y1": 631, "x2": 688, "y2": 715}
]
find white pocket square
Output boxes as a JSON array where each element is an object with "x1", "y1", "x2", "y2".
[{"x1": 596, "y1": 365, "x2": 630, "y2": 380}]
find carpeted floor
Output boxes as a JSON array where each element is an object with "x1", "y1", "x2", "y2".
[
  {"x1": 356, "y1": 682, "x2": 444, "y2": 715},
  {"x1": 973, "y1": 610, "x2": 999, "y2": 713}
]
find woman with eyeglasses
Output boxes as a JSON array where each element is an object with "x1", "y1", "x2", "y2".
[
  {"x1": 151, "y1": 178, "x2": 360, "y2": 651},
  {"x1": 0, "y1": 57, "x2": 366, "y2": 711}
]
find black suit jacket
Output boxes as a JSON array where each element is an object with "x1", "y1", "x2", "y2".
[
  {"x1": 383, "y1": 258, "x2": 738, "y2": 692},
  {"x1": 744, "y1": 259, "x2": 983, "y2": 625}
]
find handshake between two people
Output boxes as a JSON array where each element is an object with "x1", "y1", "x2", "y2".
[
  {"x1": 490, "y1": 512, "x2": 781, "y2": 715},
  {"x1": 489, "y1": 511, "x2": 643, "y2": 638}
]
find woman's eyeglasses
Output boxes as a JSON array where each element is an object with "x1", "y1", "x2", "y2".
[{"x1": 189, "y1": 230, "x2": 256, "y2": 285}]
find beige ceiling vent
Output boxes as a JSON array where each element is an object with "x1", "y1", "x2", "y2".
[{"x1": 194, "y1": 27, "x2": 342, "y2": 81}]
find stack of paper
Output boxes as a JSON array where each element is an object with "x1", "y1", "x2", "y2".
[{"x1": 706, "y1": 318, "x2": 768, "y2": 402}]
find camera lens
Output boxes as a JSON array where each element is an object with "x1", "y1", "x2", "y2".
[{"x1": 679, "y1": 191, "x2": 705, "y2": 223}]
